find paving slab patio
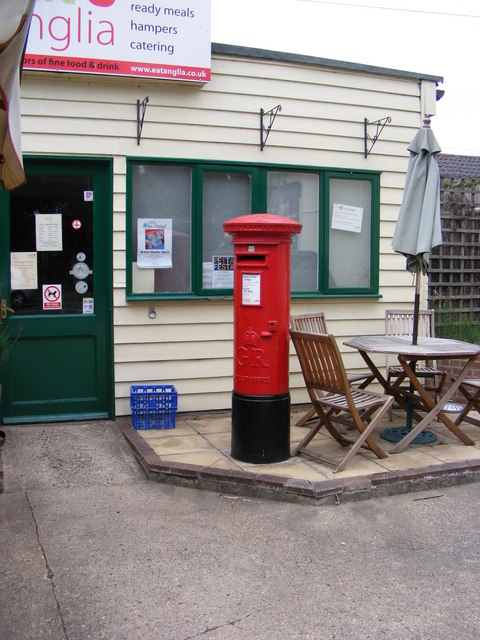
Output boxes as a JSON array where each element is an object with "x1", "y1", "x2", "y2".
[{"x1": 117, "y1": 406, "x2": 480, "y2": 504}]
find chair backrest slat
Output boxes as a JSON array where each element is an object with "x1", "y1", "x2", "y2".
[
  {"x1": 290, "y1": 311, "x2": 328, "y2": 334},
  {"x1": 385, "y1": 309, "x2": 435, "y2": 338},
  {"x1": 290, "y1": 329, "x2": 350, "y2": 397},
  {"x1": 385, "y1": 309, "x2": 436, "y2": 368}
]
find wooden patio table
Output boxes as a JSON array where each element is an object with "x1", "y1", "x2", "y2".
[{"x1": 344, "y1": 335, "x2": 480, "y2": 453}]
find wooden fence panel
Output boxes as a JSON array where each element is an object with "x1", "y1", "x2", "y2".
[{"x1": 428, "y1": 177, "x2": 480, "y2": 339}]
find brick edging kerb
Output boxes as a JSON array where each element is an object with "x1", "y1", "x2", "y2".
[{"x1": 117, "y1": 423, "x2": 480, "y2": 505}]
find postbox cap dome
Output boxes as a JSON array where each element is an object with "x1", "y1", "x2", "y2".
[{"x1": 223, "y1": 213, "x2": 302, "y2": 235}]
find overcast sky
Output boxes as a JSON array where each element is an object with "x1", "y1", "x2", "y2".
[{"x1": 211, "y1": 0, "x2": 479, "y2": 155}]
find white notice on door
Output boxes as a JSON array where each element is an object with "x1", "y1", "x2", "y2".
[
  {"x1": 242, "y1": 273, "x2": 261, "y2": 306},
  {"x1": 10, "y1": 252, "x2": 38, "y2": 290},
  {"x1": 35, "y1": 213, "x2": 63, "y2": 251}
]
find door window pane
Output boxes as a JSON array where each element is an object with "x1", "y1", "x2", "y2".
[
  {"x1": 267, "y1": 172, "x2": 319, "y2": 291},
  {"x1": 328, "y1": 178, "x2": 371, "y2": 289},
  {"x1": 10, "y1": 175, "x2": 94, "y2": 315},
  {"x1": 202, "y1": 171, "x2": 251, "y2": 289},
  {"x1": 131, "y1": 164, "x2": 192, "y2": 294}
]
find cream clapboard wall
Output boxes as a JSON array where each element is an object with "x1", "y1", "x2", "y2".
[{"x1": 18, "y1": 46, "x2": 441, "y2": 414}]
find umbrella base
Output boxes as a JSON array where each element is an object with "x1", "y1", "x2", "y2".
[
  {"x1": 380, "y1": 426, "x2": 437, "y2": 445},
  {"x1": 443, "y1": 402, "x2": 465, "y2": 413}
]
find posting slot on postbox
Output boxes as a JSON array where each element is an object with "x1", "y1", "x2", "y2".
[{"x1": 223, "y1": 214, "x2": 302, "y2": 464}]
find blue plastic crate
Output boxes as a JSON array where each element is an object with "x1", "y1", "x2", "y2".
[{"x1": 130, "y1": 384, "x2": 177, "y2": 430}]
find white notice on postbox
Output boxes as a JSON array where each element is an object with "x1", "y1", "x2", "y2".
[{"x1": 242, "y1": 273, "x2": 261, "y2": 306}]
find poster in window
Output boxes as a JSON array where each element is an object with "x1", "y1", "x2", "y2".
[
  {"x1": 331, "y1": 203, "x2": 363, "y2": 233},
  {"x1": 212, "y1": 256, "x2": 234, "y2": 288},
  {"x1": 137, "y1": 218, "x2": 173, "y2": 268},
  {"x1": 35, "y1": 213, "x2": 63, "y2": 251},
  {"x1": 10, "y1": 252, "x2": 38, "y2": 290}
]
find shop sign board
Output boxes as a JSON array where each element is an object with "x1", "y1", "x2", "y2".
[{"x1": 24, "y1": 0, "x2": 211, "y2": 82}]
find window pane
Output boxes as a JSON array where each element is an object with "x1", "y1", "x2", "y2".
[
  {"x1": 202, "y1": 171, "x2": 251, "y2": 289},
  {"x1": 328, "y1": 179, "x2": 371, "y2": 288},
  {"x1": 10, "y1": 174, "x2": 94, "y2": 315},
  {"x1": 267, "y1": 172, "x2": 319, "y2": 291},
  {"x1": 131, "y1": 164, "x2": 191, "y2": 293}
]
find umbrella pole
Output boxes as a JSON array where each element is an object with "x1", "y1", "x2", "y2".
[
  {"x1": 412, "y1": 270, "x2": 421, "y2": 345},
  {"x1": 381, "y1": 271, "x2": 437, "y2": 445}
]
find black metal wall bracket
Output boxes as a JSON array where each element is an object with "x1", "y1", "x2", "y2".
[
  {"x1": 137, "y1": 96, "x2": 149, "y2": 145},
  {"x1": 364, "y1": 116, "x2": 391, "y2": 157},
  {"x1": 260, "y1": 104, "x2": 282, "y2": 150}
]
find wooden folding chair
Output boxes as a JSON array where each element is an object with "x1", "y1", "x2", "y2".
[
  {"x1": 385, "y1": 309, "x2": 447, "y2": 418},
  {"x1": 454, "y1": 379, "x2": 480, "y2": 428},
  {"x1": 290, "y1": 311, "x2": 375, "y2": 426},
  {"x1": 289, "y1": 329, "x2": 392, "y2": 473}
]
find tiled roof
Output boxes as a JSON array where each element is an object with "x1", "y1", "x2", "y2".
[{"x1": 437, "y1": 154, "x2": 480, "y2": 178}]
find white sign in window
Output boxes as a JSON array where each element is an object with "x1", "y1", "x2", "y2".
[
  {"x1": 331, "y1": 203, "x2": 364, "y2": 234},
  {"x1": 10, "y1": 252, "x2": 38, "y2": 290},
  {"x1": 242, "y1": 273, "x2": 261, "y2": 306},
  {"x1": 137, "y1": 218, "x2": 173, "y2": 268},
  {"x1": 24, "y1": 0, "x2": 211, "y2": 83},
  {"x1": 83, "y1": 298, "x2": 94, "y2": 314},
  {"x1": 35, "y1": 213, "x2": 63, "y2": 251},
  {"x1": 212, "y1": 256, "x2": 234, "y2": 288}
]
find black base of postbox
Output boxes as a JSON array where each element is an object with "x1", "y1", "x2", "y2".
[{"x1": 231, "y1": 391, "x2": 290, "y2": 464}]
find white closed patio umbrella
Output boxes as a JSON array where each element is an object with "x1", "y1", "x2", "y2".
[
  {"x1": 382, "y1": 120, "x2": 443, "y2": 444},
  {"x1": 392, "y1": 120, "x2": 443, "y2": 343},
  {"x1": 0, "y1": 1, "x2": 36, "y2": 191}
]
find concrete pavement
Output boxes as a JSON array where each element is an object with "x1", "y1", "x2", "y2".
[{"x1": 2, "y1": 420, "x2": 480, "y2": 639}]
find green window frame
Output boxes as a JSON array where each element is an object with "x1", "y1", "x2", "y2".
[{"x1": 126, "y1": 159, "x2": 380, "y2": 300}]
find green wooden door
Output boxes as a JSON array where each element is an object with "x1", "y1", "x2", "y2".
[{"x1": 0, "y1": 159, "x2": 113, "y2": 423}]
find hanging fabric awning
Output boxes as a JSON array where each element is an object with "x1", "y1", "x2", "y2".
[{"x1": 0, "y1": 1, "x2": 36, "y2": 191}]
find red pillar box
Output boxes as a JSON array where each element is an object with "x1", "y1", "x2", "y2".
[{"x1": 223, "y1": 213, "x2": 302, "y2": 463}]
